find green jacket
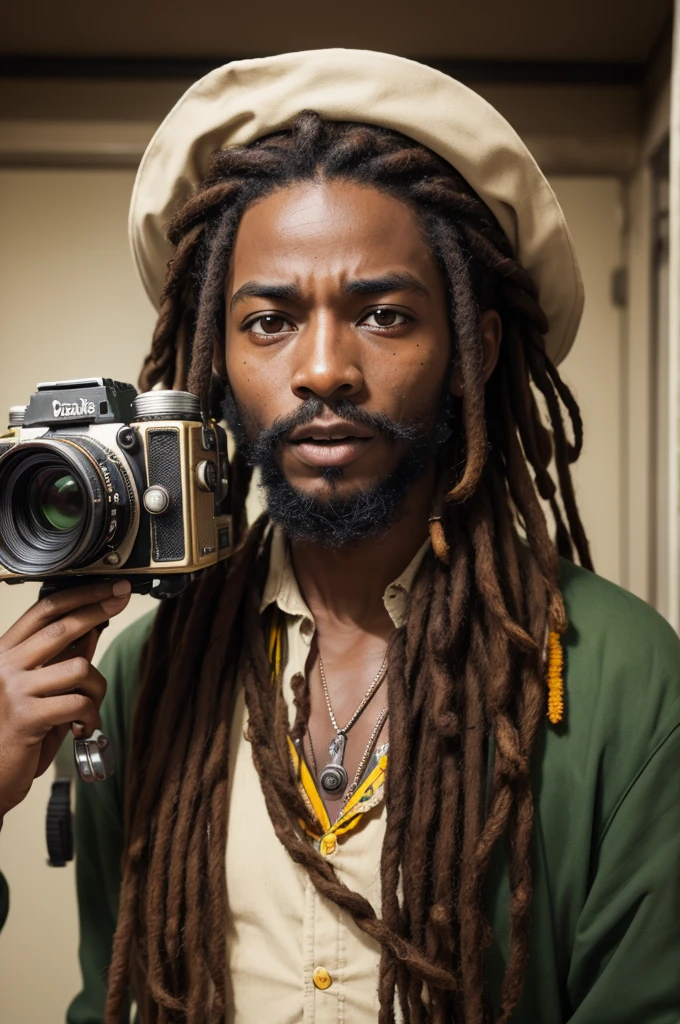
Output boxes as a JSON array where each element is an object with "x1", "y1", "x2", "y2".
[{"x1": 2, "y1": 561, "x2": 680, "y2": 1021}]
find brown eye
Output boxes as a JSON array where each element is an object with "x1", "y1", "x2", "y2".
[
  {"x1": 362, "y1": 308, "x2": 407, "y2": 328},
  {"x1": 250, "y1": 315, "x2": 293, "y2": 336}
]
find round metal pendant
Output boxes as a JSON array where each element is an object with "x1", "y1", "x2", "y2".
[{"x1": 319, "y1": 763, "x2": 348, "y2": 796}]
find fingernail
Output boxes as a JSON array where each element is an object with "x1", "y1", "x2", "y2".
[
  {"x1": 112, "y1": 580, "x2": 132, "y2": 596},
  {"x1": 73, "y1": 722, "x2": 86, "y2": 736}
]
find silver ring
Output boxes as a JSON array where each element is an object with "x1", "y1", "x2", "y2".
[{"x1": 73, "y1": 729, "x2": 115, "y2": 782}]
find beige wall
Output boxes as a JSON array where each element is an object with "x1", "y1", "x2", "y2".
[
  {"x1": 0, "y1": 168, "x2": 156, "y2": 1022},
  {"x1": 0, "y1": 167, "x2": 625, "y2": 1021},
  {"x1": 550, "y1": 177, "x2": 625, "y2": 585}
]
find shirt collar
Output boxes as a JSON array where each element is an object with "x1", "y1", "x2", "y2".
[
  {"x1": 259, "y1": 526, "x2": 311, "y2": 620},
  {"x1": 259, "y1": 525, "x2": 430, "y2": 629}
]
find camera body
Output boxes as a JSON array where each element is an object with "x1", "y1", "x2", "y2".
[{"x1": 0, "y1": 378, "x2": 232, "y2": 597}]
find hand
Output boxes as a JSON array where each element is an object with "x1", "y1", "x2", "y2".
[{"x1": 0, "y1": 580, "x2": 131, "y2": 822}]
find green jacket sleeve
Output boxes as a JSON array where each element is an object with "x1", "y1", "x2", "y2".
[
  {"x1": 556, "y1": 565, "x2": 680, "y2": 1024},
  {"x1": 484, "y1": 564, "x2": 680, "y2": 1024},
  {"x1": 565, "y1": 721, "x2": 680, "y2": 1023},
  {"x1": 67, "y1": 611, "x2": 156, "y2": 1024}
]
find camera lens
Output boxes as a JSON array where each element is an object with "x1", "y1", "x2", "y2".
[
  {"x1": 29, "y1": 469, "x2": 85, "y2": 532},
  {"x1": 0, "y1": 440, "x2": 109, "y2": 576}
]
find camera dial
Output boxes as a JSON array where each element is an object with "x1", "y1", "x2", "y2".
[
  {"x1": 8, "y1": 406, "x2": 26, "y2": 428},
  {"x1": 133, "y1": 390, "x2": 201, "y2": 421}
]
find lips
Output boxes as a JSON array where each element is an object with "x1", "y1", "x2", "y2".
[
  {"x1": 286, "y1": 419, "x2": 377, "y2": 468},
  {"x1": 287, "y1": 419, "x2": 376, "y2": 443}
]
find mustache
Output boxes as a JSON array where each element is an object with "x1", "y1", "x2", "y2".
[{"x1": 258, "y1": 398, "x2": 423, "y2": 449}]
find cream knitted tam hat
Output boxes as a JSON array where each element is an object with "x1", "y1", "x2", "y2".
[{"x1": 129, "y1": 48, "x2": 583, "y2": 365}]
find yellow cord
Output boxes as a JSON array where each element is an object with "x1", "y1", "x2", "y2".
[
  {"x1": 546, "y1": 630, "x2": 564, "y2": 725},
  {"x1": 268, "y1": 608, "x2": 284, "y2": 685}
]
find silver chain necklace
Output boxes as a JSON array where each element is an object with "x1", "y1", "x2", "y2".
[
  {"x1": 317, "y1": 649, "x2": 388, "y2": 797},
  {"x1": 341, "y1": 705, "x2": 389, "y2": 807},
  {"x1": 309, "y1": 704, "x2": 389, "y2": 806}
]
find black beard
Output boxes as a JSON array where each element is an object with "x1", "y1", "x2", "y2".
[{"x1": 221, "y1": 388, "x2": 451, "y2": 549}]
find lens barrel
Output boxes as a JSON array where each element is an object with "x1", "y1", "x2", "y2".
[{"x1": 0, "y1": 440, "x2": 111, "y2": 575}]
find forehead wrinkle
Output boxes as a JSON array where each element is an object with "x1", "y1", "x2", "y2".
[
  {"x1": 228, "y1": 181, "x2": 444, "y2": 310},
  {"x1": 238, "y1": 179, "x2": 425, "y2": 254}
]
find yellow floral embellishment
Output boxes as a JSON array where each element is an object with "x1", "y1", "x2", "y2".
[{"x1": 546, "y1": 630, "x2": 564, "y2": 725}]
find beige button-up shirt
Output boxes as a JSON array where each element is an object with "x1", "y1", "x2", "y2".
[{"x1": 224, "y1": 528, "x2": 429, "y2": 1022}]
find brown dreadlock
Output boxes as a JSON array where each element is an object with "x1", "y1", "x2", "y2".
[{"x1": 105, "y1": 113, "x2": 592, "y2": 1024}]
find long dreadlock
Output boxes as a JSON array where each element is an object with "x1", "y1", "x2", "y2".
[{"x1": 106, "y1": 112, "x2": 592, "y2": 1024}]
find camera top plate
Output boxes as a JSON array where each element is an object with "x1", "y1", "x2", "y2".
[{"x1": 24, "y1": 379, "x2": 137, "y2": 429}]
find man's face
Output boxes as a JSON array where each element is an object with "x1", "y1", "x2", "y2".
[{"x1": 223, "y1": 179, "x2": 453, "y2": 542}]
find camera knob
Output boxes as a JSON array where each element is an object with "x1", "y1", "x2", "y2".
[
  {"x1": 117, "y1": 426, "x2": 138, "y2": 453},
  {"x1": 8, "y1": 405, "x2": 26, "y2": 428},
  {"x1": 143, "y1": 485, "x2": 170, "y2": 514},
  {"x1": 196, "y1": 460, "x2": 218, "y2": 492}
]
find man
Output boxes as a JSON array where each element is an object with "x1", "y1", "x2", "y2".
[{"x1": 0, "y1": 50, "x2": 678, "y2": 1024}]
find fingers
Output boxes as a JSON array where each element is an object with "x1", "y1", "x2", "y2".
[
  {"x1": 47, "y1": 627, "x2": 100, "y2": 668},
  {"x1": 26, "y1": 658, "x2": 107, "y2": 708},
  {"x1": 80, "y1": 627, "x2": 101, "y2": 664},
  {"x1": 0, "y1": 579, "x2": 132, "y2": 654},
  {"x1": 35, "y1": 724, "x2": 72, "y2": 778},
  {"x1": 8, "y1": 591, "x2": 131, "y2": 670},
  {"x1": 6, "y1": 691, "x2": 101, "y2": 743},
  {"x1": 29, "y1": 693, "x2": 101, "y2": 739},
  {"x1": 37, "y1": 720, "x2": 110, "y2": 784}
]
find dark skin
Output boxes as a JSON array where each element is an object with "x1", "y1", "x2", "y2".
[
  {"x1": 223, "y1": 179, "x2": 502, "y2": 816},
  {"x1": 0, "y1": 581, "x2": 131, "y2": 821}
]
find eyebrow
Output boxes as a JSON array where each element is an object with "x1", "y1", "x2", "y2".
[
  {"x1": 229, "y1": 272, "x2": 429, "y2": 312},
  {"x1": 343, "y1": 272, "x2": 429, "y2": 297},
  {"x1": 229, "y1": 282, "x2": 300, "y2": 312}
]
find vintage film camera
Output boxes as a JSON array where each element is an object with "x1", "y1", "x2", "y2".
[
  {"x1": 0, "y1": 378, "x2": 233, "y2": 832},
  {"x1": 0, "y1": 377, "x2": 232, "y2": 594}
]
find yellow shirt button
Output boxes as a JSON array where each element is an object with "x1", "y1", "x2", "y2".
[
  {"x1": 313, "y1": 966, "x2": 333, "y2": 990},
  {"x1": 320, "y1": 834, "x2": 337, "y2": 856}
]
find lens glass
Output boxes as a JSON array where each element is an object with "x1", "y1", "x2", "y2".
[
  {"x1": 29, "y1": 469, "x2": 85, "y2": 531},
  {"x1": 0, "y1": 440, "x2": 112, "y2": 576}
]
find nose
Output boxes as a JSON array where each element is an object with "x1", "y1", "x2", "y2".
[{"x1": 290, "y1": 313, "x2": 364, "y2": 401}]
